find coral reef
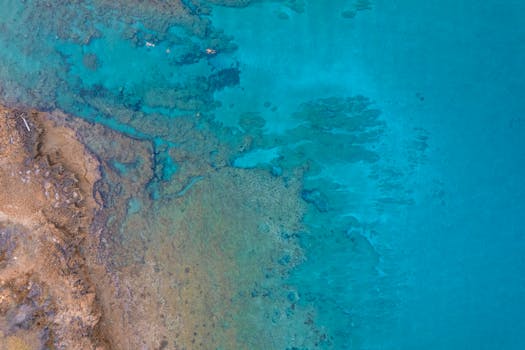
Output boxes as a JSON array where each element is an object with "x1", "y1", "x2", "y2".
[
  {"x1": 69, "y1": 108, "x2": 324, "y2": 349},
  {"x1": 0, "y1": 0, "x2": 244, "y2": 116},
  {"x1": 0, "y1": 101, "x2": 327, "y2": 349}
]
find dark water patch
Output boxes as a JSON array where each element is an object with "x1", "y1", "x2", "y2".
[
  {"x1": 207, "y1": 66, "x2": 240, "y2": 91},
  {"x1": 300, "y1": 189, "x2": 329, "y2": 212}
]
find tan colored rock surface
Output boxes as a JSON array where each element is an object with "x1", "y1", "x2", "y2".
[{"x1": 0, "y1": 106, "x2": 107, "y2": 349}]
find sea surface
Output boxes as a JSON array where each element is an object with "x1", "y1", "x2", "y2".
[{"x1": 1, "y1": 0, "x2": 524, "y2": 349}]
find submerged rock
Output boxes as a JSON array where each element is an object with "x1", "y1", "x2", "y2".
[{"x1": 301, "y1": 189, "x2": 329, "y2": 212}]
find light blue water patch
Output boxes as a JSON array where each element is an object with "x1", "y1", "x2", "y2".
[
  {"x1": 211, "y1": 1, "x2": 376, "y2": 132},
  {"x1": 232, "y1": 147, "x2": 281, "y2": 168},
  {"x1": 127, "y1": 197, "x2": 143, "y2": 215},
  {"x1": 56, "y1": 27, "x2": 212, "y2": 91}
]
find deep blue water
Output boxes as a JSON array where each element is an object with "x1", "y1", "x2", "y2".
[
  {"x1": 350, "y1": 2, "x2": 525, "y2": 348},
  {"x1": 1, "y1": 0, "x2": 524, "y2": 348},
  {"x1": 213, "y1": 1, "x2": 525, "y2": 348}
]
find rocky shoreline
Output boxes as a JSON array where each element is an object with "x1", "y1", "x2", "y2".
[
  {"x1": 0, "y1": 106, "x2": 182, "y2": 349},
  {"x1": 0, "y1": 106, "x2": 107, "y2": 349},
  {"x1": 0, "y1": 99, "x2": 315, "y2": 349}
]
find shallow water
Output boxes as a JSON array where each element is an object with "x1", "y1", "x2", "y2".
[{"x1": 1, "y1": 0, "x2": 524, "y2": 349}]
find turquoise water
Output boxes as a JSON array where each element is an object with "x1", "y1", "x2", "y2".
[{"x1": 1, "y1": 0, "x2": 525, "y2": 349}]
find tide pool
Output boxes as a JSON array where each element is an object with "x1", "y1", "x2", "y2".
[{"x1": 0, "y1": 0, "x2": 524, "y2": 349}]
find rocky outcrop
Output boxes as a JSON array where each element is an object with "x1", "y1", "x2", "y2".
[{"x1": 0, "y1": 107, "x2": 107, "y2": 349}]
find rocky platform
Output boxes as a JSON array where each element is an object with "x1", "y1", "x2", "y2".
[{"x1": 0, "y1": 106, "x2": 107, "y2": 349}]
